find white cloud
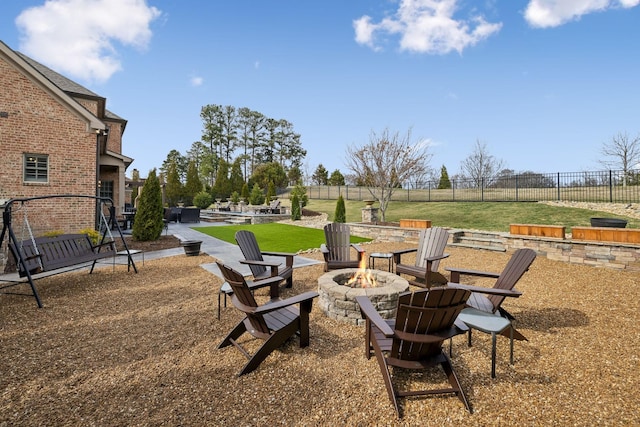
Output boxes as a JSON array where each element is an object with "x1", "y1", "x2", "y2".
[
  {"x1": 353, "y1": 0, "x2": 502, "y2": 55},
  {"x1": 524, "y1": 0, "x2": 640, "y2": 28},
  {"x1": 190, "y1": 76, "x2": 204, "y2": 87},
  {"x1": 15, "y1": 0, "x2": 162, "y2": 83}
]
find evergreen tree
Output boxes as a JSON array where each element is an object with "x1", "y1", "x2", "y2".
[
  {"x1": 240, "y1": 182, "x2": 250, "y2": 200},
  {"x1": 183, "y1": 160, "x2": 203, "y2": 206},
  {"x1": 312, "y1": 164, "x2": 329, "y2": 185},
  {"x1": 328, "y1": 169, "x2": 346, "y2": 186},
  {"x1": 291, "y1": 193, "x2": 301, "y2": 220},
  {"x1": 438, "y1": 165, "x2": 452, "y2": 189},
  {"x1": 212, "y1": 159, "x2": 231, "y2": 199},
  {"x1": 229, "y1": 158, "x2": 245, "y2": 195},
  {"x1": 266, "y1": 181, "x2": 276, "y2": 204},
  {"x1": 249, "y1": 183, "x2": 265, "y2": 205},
  {"x1": 334, "y1": 194, "x2": 346, "y2": 223},
  {"x1": 132, "y1": 169, "x2": 164, "y2": 241},
  {"x1": 165, "y1": 161, "x2": 183, "y2": 206},
  {"x1": 290, "y1": 180, "x2": 308, "y2": 208}
]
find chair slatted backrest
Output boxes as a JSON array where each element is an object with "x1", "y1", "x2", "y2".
[
  {"x1": 324, "y1": 223, "x2": 352, "y2": 262},
  {"x1": 235, "y1": 230, "x2": 267, "y2": 278},
  {"x1": 488, "y1": 248, "x2": 536, "y2": 310},
  {"x1": 217, "y1": 261, "x2": 271, "y2": 336},
  {"x1": 414, "y1": 227, "x2": 449, "y2": 271},
  {"x1": 391, "y1": 288, "x2": 470, "y2": 362}
]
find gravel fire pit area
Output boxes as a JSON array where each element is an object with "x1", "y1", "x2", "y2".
[{"x1": 318, "y1": 268, "x2": 410, "y2": 325}]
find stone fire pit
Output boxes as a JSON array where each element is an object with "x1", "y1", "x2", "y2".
[{"x1": 317, "y1": 268, "x2": 409, "y2": 325}]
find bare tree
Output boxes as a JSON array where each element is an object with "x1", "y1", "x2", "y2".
[
  {"x1": 599, "y1": 131, "x2": 640, "y2": 185},
  {"x1": 345, "y1": 128, "x2": 432, "y2": 222},
  {"x1": 459, "y1": 140, "x2": 505, "y2": 187}
]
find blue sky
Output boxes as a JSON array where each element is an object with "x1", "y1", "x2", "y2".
[{"x1": 2, "y1": 0, "x2": 639, "y2": 180}]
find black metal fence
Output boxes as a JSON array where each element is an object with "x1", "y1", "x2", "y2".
[{"x1": 305, "y1": 169, "x2": 640, "y2": 203}]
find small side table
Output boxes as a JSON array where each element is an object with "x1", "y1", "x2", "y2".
[
  {"x1": 457, "y1": 307, "x2": 513, "y2": 378},
  {"x1": 369, "y1": 252, "x2": 393, "y2": 272},
  {"x1": 218, "y1": 282, "x2": 233, "y2": 320}
]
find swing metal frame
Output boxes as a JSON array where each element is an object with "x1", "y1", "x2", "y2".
[{"x1": 0, "y1": 194, "x2": 137, "y2": 308}]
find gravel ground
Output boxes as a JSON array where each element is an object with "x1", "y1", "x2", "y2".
[{"x1": 1, "y1": 236, "x2": 638, "y2": 426}]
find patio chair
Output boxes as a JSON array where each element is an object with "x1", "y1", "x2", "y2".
[
  {"x1": 320, "y1": 222, "x2": 366, "y2": 272},
  {"x1": 356, "y1": 286, "x2": 472, "y2": 417},
  {"x1": 216, "y1": 262, "x2": 319, "y2": 376},
  {"x1": 235, "y1": 230, "x2": 295, "y2": 297},
  {"x1": 445, "y1": 248, "x2": 537, "y2": 341},
  {"x1": 392, "y1": 227, "x2": 450, "y2": 288}
]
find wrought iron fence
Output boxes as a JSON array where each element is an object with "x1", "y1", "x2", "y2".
[{"x1": 305, "y1": 169, "x2": 640, "y2": 203}]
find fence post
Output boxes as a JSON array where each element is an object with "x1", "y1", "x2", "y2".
[
  {"x1": 515, "y1": 175, "x2": 519, "y2": 202},
  {"x1": 557, "y1": 173, "x2": 560, "y2": 201},
  {"x1": 609, "y1": 170, "x2": 613, "y2": 202},
  {"x1": 481, "y1": 178, "x2": 485, "y2": 202}
]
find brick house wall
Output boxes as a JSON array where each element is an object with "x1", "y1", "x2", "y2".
[{"x1": 0, "y1": 40, "x2": 133, "y2": 238}]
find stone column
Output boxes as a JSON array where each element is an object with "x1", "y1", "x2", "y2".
[{"x1": 361, "y1": 207, "x2": 379, "y2": 223}]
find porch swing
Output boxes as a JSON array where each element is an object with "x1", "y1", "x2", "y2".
[{"x1": 0, "y1": 194, "x2": 138, "y2": 308}]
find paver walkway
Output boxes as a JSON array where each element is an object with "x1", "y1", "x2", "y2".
[{"x1": 136, "y1": 220, "x2": 321, "y2": 279}]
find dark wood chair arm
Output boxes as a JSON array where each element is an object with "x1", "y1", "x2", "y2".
[
  {"x1": 356, "y1": 296, "x2": 395, "y2": 337},
  {"x1": 392, "y1": 247, "x2": 417, "y2": 264},
  {"x1": 445, "y1": 266, "x2": 500, "y2": 283},
  {"x1": 446, "y1": 282, "x2": 522, "y2": 297},
  {"x1": 351, "y1": 244, "x2": 365, "y2": 253},
  {"x1": 253, "y1": 291, "x2": 319, "y2": 315},
  {"x1": 425, "y1": 253, "x2": 449, "y2": 262},
  {"x1": 261, "y1": 251, "x2": 295, "y2": 267},
  {"x1": 240, "y1": 259, "x2": 282, "y2": 268},
  {"x1": 246, "y1": 274, "x2": 284, "y2": 289}
]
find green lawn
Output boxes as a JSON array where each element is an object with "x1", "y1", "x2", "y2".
[
  {"x1": 306, "y1": 200, "x2": 639, "y2": 231},
  {"x1": 196, "y1": 223, "x2": 371, "y2": 252}
]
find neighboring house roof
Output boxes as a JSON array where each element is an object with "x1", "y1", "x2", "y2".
[{"x1": 0, "y1": 40, "x2": 105, "y2": 131}]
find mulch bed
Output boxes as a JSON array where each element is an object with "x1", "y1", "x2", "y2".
[{"x1": 1, "y1": 240, "x2": 638, "y2": 425}]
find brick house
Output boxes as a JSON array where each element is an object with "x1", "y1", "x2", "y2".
[{"x1": 0, "y1": 40, "x2": 134, "y2": 235}]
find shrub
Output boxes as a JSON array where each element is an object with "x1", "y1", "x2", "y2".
[
  {"x1": 193, "y1": 191, "x2": 213, "y2": 209},
  {"x1": 79, "y1": 228, "x2": 100, "y2": 245},
  {"x1": 132, "y1": 168, "x2": 164, "y2": 241},
  {"x1": 290, "y1": 181, "x2": 308, "y2": 208},
  {"x1": 291, "y1": 194, "x2": 301, "y2": 220},
  {"x1": 249, "y1": 183, "x2": 265, "y2": 205},
  {"x1": 334, "y1": 194, "x2": 346, "y2": 223},
  {"x1": 230, "y1": 191, "x2": 241, "y2": 204}
]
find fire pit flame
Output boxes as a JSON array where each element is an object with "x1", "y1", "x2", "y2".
[{"x1": 345, "y1": 252, "x2": 378, "y2": 288}]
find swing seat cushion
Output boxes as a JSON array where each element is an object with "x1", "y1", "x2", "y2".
[{"x1": 10, "y1": 234, "x2": 116, "y2": 276}]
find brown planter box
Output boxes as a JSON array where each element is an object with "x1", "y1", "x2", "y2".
[
  {"x1": 571, "y1": 227, "x2": 640, "y2": 244},
  {"x1": 400, "y1": 219, "x2": 431, "y2": 229},
  {"x1": 510, "y1": 224, "x2": 566, "y2": 239}
]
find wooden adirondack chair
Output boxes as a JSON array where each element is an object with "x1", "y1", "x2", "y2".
[
  {"x1": 320, "y1": 222, "x2": 366, "y2": 272},
  {"x1": 216, "y1": 262, "x2": 319, "y2": 376},
  {"x1": 392, "y1": 227, "x2": 450, "y2": 288},
  {"x1": 235, "y1": 230, "x2": 295, "y2": 296},
  {"x1": 445, "y1": 248, "x2": 537, "y2": 341},
  {"x1": 356, "y1": 286, "x2": 472, "y2": 417}
]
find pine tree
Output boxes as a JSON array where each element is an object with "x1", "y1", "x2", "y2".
[
  {"x1": 249, "y1": 183, "x2": 265, "y2": 205},
  {"x1": 334, "y1": 194, "x2": 346, "y2": 223},
  {"x1": 132, "y1": 169, "x2": 164, "y2": 241},
  {"x1": 291, "y1": 193, "x2": 301, "y2": 220},
  {"x1": 165, "y1": 161, "x2": 183, "y2": 206},
  {"x1": 183, "y1": 160, "x2": 203, "y2": 206},
  {"x1": 438, "y1": 165, "x2": 452, "y2": 189}
]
